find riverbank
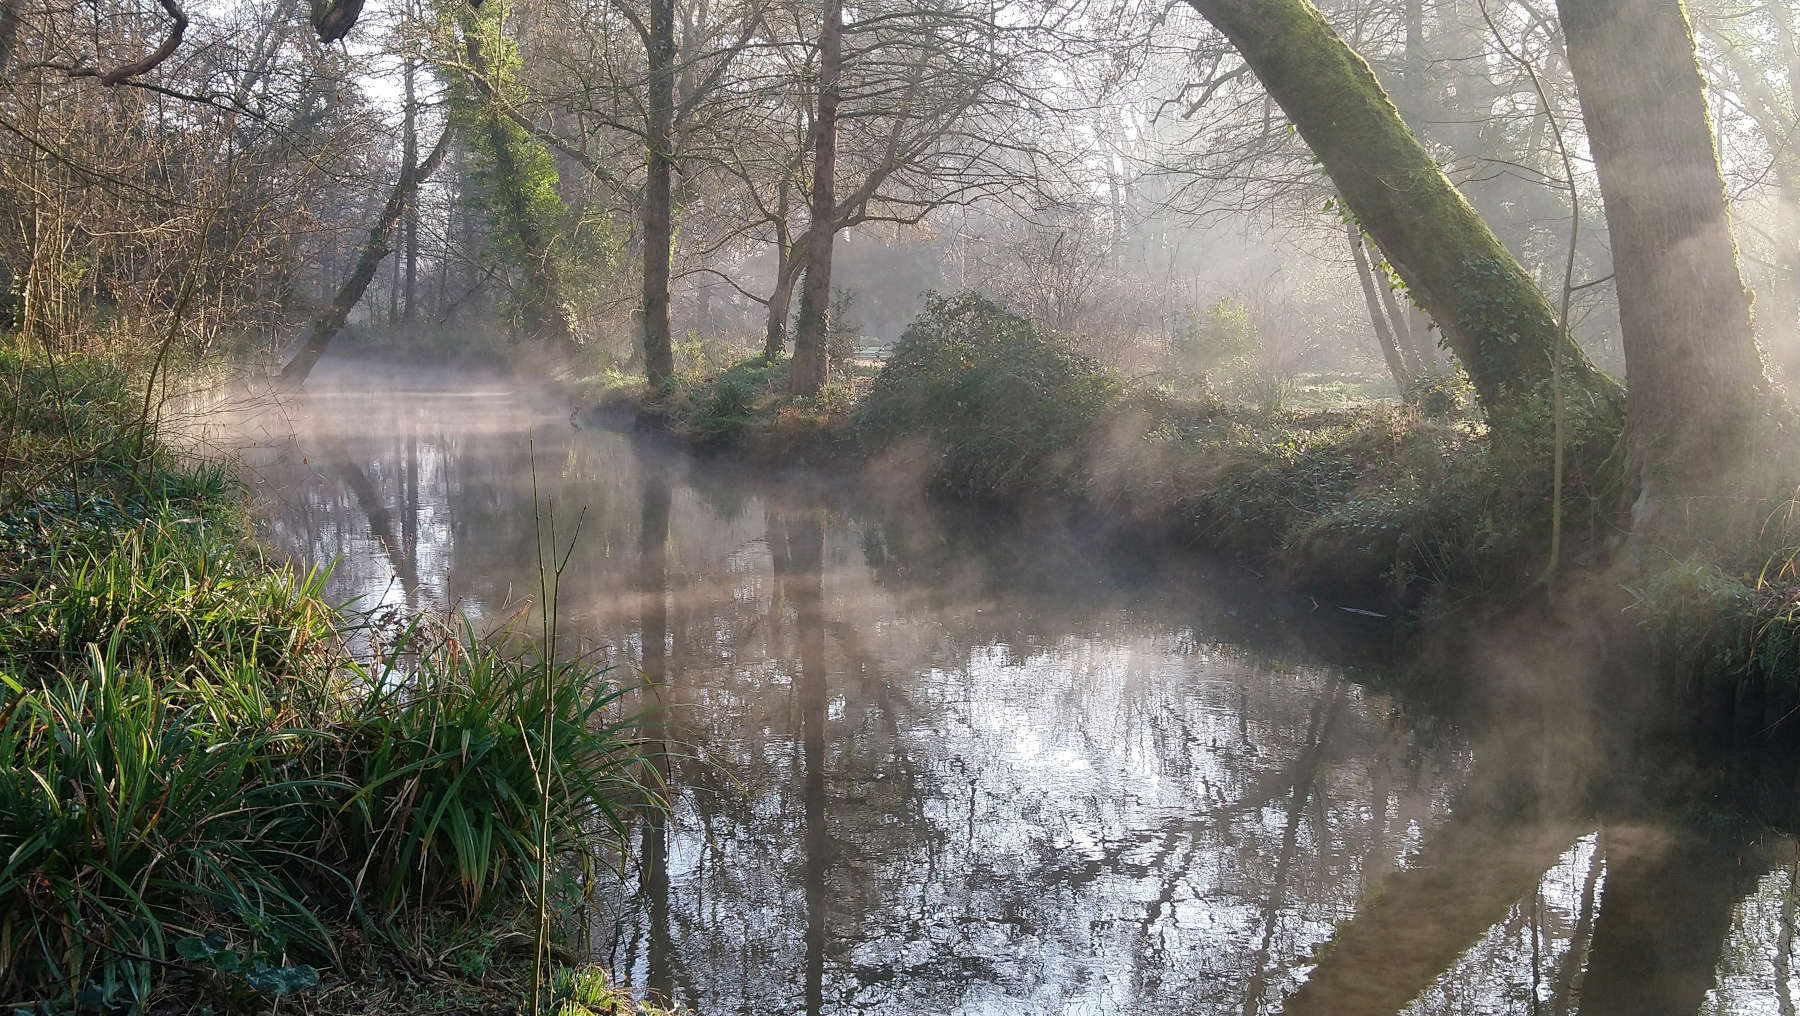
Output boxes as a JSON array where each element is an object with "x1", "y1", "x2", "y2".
[
  {"x1": 579, "y1": 299, "x2": 1800, "y2": 749},
  {"x1": 0, "y1": 347, "x2": 671, "y2": 1015}
]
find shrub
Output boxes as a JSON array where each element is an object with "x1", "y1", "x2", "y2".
[
  {"x1": 0, "y1": 344, "x2": 662, "y2": 1011},
  {"x1": 676, "y1": 355, "x2": 790, "y2": 445},
  {"x1": 855, "y1": 292, "x2": 1117, "y2": 497},
  {"x1": 1171, "y1": 297, "x2": 1260, "y2": 375},
  {"x1": 0, "y1": 609, "x2": 655, "y2": 1011}
]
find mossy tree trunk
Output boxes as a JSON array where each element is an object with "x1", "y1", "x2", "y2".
[
  {"x1": 1184, "y1": 0, "x2": 1620, "y2": 437},
  {"x1": 788, "y1": 0, "x2": 842, "y2": 396},
  {"x1": 453, "y1": 4, "x2": 578, "y2": 353},
  {"x1": 1557, "y1": 0, "x2": 1779, "y2": 535},
  {"x1": 481, "y1": 112, "x2": 577, "y2": 350}
]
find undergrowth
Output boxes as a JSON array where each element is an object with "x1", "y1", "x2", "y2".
[{"x1": 601, "y1": 352, "x2": 861, "y2": 458}]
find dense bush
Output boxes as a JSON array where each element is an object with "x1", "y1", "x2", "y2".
[{"x1": 855, "y1": 292, "x2": 1116, "y2": 497}]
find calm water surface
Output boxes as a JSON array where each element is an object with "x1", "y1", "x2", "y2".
[{"x1": 215, "y1": 365, "x2": 1800, "y2": 1016}]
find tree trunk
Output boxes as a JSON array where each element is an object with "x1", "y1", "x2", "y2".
[
  {"x1": 1575, "y1": 826, "x2": 1763, "y2": 1016},
  {"x1": 0, "y1": 0, "x2": 24, "y2": 76},
  {"x1": 403, "y1": 52, "x2": 420, "y2": 324},
  {"x1": 1557, "y1": 0, "x2": 1776, "y2": 535},
  {"x1": 1348, "y1": 220, "x2": 1413, "y2": 392},
  {"x1": 1184, "y1": 0, "x2": 1619, "y2": 437},
  {"x1": 387, "y1": 242, "x2": 400, "y2": 325},
  {"x1": 280, "y1": 128, "x2": 454, "y2": 388},
  {"x1": 764, "y1": 245, "x2": 798, "y2": 359},
  {"x1": 1403, "y1": 304, "x2": 1439, "y2": 376},
  {"x1": 1373, "y1": 249, "x2": 1428, "y2": 377},
  {"x1": 788, "y1": 0, "x2": 843, "y2": 396},
  {"x1": 641, "y1": 0, "x2": 676, "y2": 385}
]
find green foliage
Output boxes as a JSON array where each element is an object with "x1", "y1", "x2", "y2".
[
  {"x1": 322, "y1": 621, "x2": 655, "y2": 916},
  {"x1": 0, "y1": 514, "x2": 334, "y2": 685},
  {"x1": 1407, "y1": 368, "x2": 1475, "y2": 419},
  {"x1": 434, "y1": 0, "x2": 576, "y2": 340},
  {"x1": 673, "y1": 332, "x2": 738, "y2": 377},
  {"x1": 176, "y1": 933, "x2": 321, "y2": 1006},
  {"x1": 675, "y1": 354, "x2": 791, "y2": 445},
  {"x1": 814, "y1": 376, "x2": 855, "y2": 417},
  {"x1": 0, "y1": 640, "x2": 335, "y2": 1010},
  {"x1": 855, "y1": 292, "x2": 1117, "y2": 497},
  {"x1": 0, "y1": 347, "x2": 660, "y2": 1012},
  {"x1": 0, "y1": 345, "x2": 202, "y2": 510},
  {"x1": 548, "y1": 966, "x2": 678, "y2": 1016},
  {"x1": 1171, "y1": 297, "x2": 1260, "y2": 375},
  {"x1": 1227, "y1": 370, "x2": 1294, "y2": 415},
  {"x1": 1093, "y1": 389, "x2": 1554, "y2": 603}
]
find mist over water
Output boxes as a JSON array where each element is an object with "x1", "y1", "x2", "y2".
[{"x1": 214, "y1": 363, "x2": 1800, "y2": 1016}]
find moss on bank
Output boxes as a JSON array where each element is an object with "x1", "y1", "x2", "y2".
[{"x1": 0, "y1": 347, "x2": 670, "y2": 1015}]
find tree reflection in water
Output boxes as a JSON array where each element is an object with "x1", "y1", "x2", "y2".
[{"x1": 218, "y1": 375, "x2": 1800, "y2": 1016}]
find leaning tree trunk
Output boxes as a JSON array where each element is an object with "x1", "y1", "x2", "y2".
[
  {"x1": 641, "y1": 0, "x2": 676, "y2": 386},
  {"x1": 1557, "y1": 0, "x2": 1777, "y2": 536},
  {"x1": 1185, "y1": 0, "x2": 1619, "y2": 438},
  {"x1": 1372, "y1": 246, "x2": 1428, "y2": 377},
  {"x1": 280, "y1": 128, "x2": 454, "y2": 388},
  {"x1": 788, "y1": 0, "x2": 843, "y2": 396},
  {"x1": 1348, "y1": 220, "x2": 1413, "y2": 392}
]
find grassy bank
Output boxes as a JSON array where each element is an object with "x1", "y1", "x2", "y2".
[
  {"x1": 0, "y1": 347, "x2": 672, "y2": 1015},
  {"x1": 587, "y1": 293, "x2": 1800, "y2": 743}
]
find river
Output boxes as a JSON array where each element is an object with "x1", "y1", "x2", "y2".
[{"x1": 214, "y1": 364, "x2": 1800, "y2": 1016}]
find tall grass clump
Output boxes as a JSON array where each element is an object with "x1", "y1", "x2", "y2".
[
  {"x1": 0, "y1": 514, "x2": 336, "y2": 685},
  {"x1": 0, "y1": 639, "x2": 332, "y2": 1011},
  {"x1": 548, "y1": 966, "x2": 678, "y2": 1015},
  {"x1": 855, "y1": 292, "x2": 1116, "y2": 498},
  {"x1": 0, "y1": 344, "x2": 662, "y2": 1013},
  {"x1": 319, "y1": 621, "x2": 657, "y2": 920}
]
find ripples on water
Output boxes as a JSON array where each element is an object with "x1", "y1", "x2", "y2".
[{"x1": 210, "y1": 364, "x2": 1800, "y2": 1016}]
